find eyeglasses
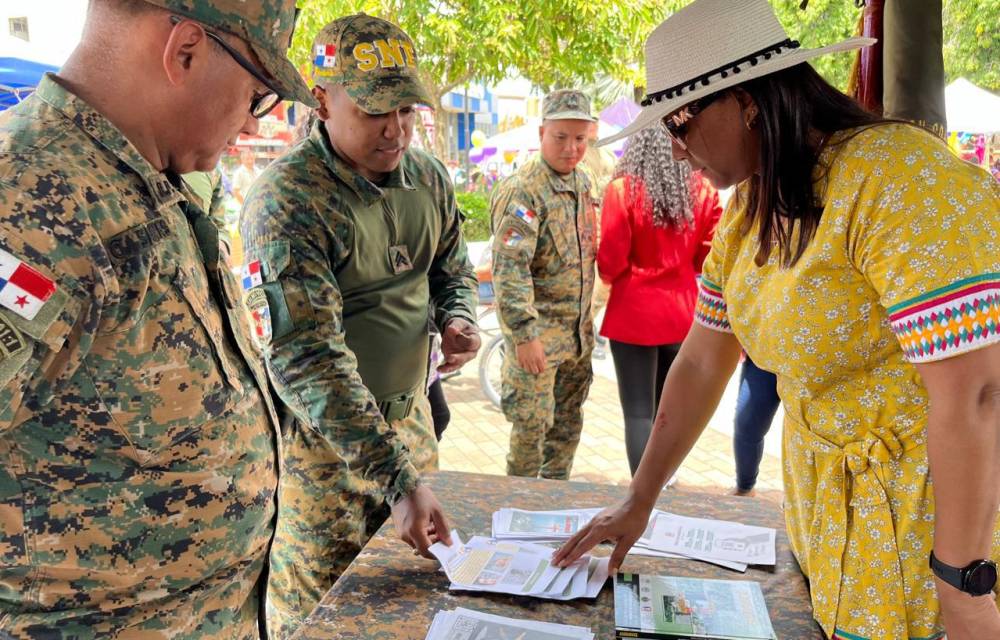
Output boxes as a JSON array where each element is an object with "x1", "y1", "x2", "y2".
[
  {"x1": 170, "y1": 16, "x2": 283, "y2": 118},
  {"x1": 661, "y1": 91, "x2": 724, "y2": 150}
]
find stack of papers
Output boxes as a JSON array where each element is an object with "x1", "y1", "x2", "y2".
[
  {"x1": 426, "y1": 607, "x2": 594, "y2": 640},
  {"x1": 630, "y1": 511, "x2": 776, "y2": 572},
  {"x1": 491, "y1": 508, "x2": 602, "y2": 541},
  {"x1": 429, "y1": 532, "x2": 609, "y2": 600}
]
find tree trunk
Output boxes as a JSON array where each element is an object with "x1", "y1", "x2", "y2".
[{"x1": 883, "y1": 0, "x2": 946, "y2": 136}]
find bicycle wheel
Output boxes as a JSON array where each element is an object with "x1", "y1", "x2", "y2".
[{"x1": 478, "y1": 334, "x2": 505, "y2": 409}]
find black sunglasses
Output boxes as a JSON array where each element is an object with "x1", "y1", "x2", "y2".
[
  {"x1": 661, "y1": 91, "x2": 725, "y2": 150},
  {"x1": 170, "y1": 16, "x2": 283, "y2": 118}
]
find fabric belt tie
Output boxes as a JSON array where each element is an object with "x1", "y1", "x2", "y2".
[{"x1": 785, "y1": 414, "x2": 924, "y2": 638}]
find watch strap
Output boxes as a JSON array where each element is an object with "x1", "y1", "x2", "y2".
[{"x1": 929, "y1": 551, "x2": 965, "y2": 591}]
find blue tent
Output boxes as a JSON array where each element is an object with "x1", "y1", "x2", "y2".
[{"x1": 0, "y1": 57, "x2": 59, "y2": 111}]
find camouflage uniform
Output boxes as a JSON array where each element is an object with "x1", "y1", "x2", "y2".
[
  {"x1": 491, "y1": 91, "x2": 598, "y2": 480},
  {"x1": 0, "y1": 2, "x2": 315, "y2": 637},
  {"x1": 240, "y1": 15, "x2": 477, "y2": 639}
]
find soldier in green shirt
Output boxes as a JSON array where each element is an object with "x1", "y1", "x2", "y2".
[
  {"x1": 490, "y1": 90, "x2": 598, "y2": 480},
  {"x1": 240, "y1": 14, "x2": 480, "y2": 639},
  {"x1": 0, "y1": 0, "x2": 316, "y2": 637}
]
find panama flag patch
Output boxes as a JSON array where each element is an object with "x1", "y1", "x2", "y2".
[
  {"x1": 314, "y1": 44, "x2": 337, "y2": 68},
  {"x1": 0, "y1": 247, "x2": 56, "y2": 321},
  {"x1": 514, "y1": 205, "x2": 537, "y2": 225},
  {"x1": 241, "y1": 260, "x2": 263, "y2": 291}
]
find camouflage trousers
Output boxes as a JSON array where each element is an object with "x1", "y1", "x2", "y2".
[
  {"x1": 265, "y1": 393, "x2": 437, "y2": 640},
  {"x1": 502, "y1": 347, "x2": 593, "y2": 480}
]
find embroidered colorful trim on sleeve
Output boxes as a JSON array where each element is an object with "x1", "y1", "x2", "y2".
[
  {"x1": 694, "y1": 277, "x2": 731, "y2": 333},
  {"x1": 888, "y1": 273, "x2": 1000, "y2": 363}
]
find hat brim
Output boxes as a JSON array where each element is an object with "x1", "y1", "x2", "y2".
[
  {"x1": 250, "y1": 41, "x2": 320, "y2": 109},
  {"x1": 544, "y1": 111, "x2": 599, "y2": 122},
  {"x1": 343, "y1": 74, "x2": 437, "y2": 115},
  {"x1": 598, "y1": 37, "x2": 876, "y2": 146}
]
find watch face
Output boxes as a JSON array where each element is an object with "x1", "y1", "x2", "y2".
[{"x1": 965, "y1": 561, "x2": 998, "y2": 596}]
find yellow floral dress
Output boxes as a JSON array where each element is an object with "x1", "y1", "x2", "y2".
[{"x1": 696, "y1": 124, "x2": 1000, "y2": 640}]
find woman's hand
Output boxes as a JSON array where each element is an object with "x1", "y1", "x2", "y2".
[
  {"x1": 937, "y1": 579, "x2": 1000, "y2": 640},
  {"x1": 552, "y1": 496, "x2": 652, "y2": 574}
]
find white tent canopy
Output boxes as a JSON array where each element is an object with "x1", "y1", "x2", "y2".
[
  {"x1": 470, "y1": 119, "x2": 625, "y2": 165},
  {"x1": 945, "y1": 78, "x2": 1000, "y2": 133}
]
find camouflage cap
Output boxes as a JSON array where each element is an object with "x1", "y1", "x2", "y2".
[
  {"x1": 143, "y1": 0, "x2": 318, "y2": 108},
  {"x1": 543, "y1": 89, "x2": 597, "y2": 122},
  {"x1": 310, "y1": 14, "x2": 435, "y2": 114}
]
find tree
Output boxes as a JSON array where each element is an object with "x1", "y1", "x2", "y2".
[
  {"x1": 291, "y1": 0, "x2": 675, "y2": 157},
  {"x1": 943, "y1": 0, "x2": 999, "y2": 90}
]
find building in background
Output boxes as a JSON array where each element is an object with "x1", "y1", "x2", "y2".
[{"x1": 1, "y1": 1, "x2": 86, "y2": 65}]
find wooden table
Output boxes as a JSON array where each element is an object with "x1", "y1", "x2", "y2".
[{"x1": 291, "y1": 471, "x2": 823, "y2": 639}]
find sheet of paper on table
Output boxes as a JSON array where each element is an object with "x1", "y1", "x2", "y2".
[
  {"x1": 489, "y1": 507, "x2": 775, "y2": 572},
  {"x1": 640, "y1": 511, "x2": 777, "y2": 567},
  {"x1": 425, "y1": 607, "x2": 594, "y2": 640},
  {"x1": 429, "y1": 531, "x2": 610, "y2": 601}
]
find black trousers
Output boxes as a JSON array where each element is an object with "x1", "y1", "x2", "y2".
[{"x1": 609, "y1": 340, "x2": 682, "y2": 475}]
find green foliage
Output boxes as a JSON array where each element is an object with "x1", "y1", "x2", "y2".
[
  {"x1": 771, "y1": 0, "x2": 862, "y2": 91},
  {"x1": 456, "y1": 190, "x2": 492, "y2": 242},
  {"x1": 290, "y1": 0, "x2": 998, "y2": 130},
  {"x1": 943, "y1": 0, "x2": 999, "y2": 90}
]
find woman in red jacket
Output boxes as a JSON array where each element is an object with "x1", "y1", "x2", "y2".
[{"x1": 598, "y1": 126, "x2": 722, "y2": 475}]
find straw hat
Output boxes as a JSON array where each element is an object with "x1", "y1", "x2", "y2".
[{"x1": 601, "y1": 0, "x2": 875, "y2": 145}]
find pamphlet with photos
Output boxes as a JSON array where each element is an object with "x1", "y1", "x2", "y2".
[
  {"x1": 614, "y1": 573, "x2": 777, "y2": 640},
  {"x1": 424, "y1": 607, "x2": 594, "y2": 640},
  {"x1": 429, "y1": 531, "x2": 610, "y2": 601}
]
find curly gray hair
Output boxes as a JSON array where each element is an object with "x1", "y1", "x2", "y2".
[{"x1": 613, "y1": 125, "x2": 693, "y2": 228}]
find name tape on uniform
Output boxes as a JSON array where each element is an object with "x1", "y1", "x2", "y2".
[{"x1": 0, "y1": 247, "x2": 57, "y2": 321}]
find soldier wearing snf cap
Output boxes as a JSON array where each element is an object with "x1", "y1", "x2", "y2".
[
  {"x1": 239, "y1": 13, "x2": 479, "y2": 639},
  {"x1": 0, "y1": 0, "x2": 316, "y2": 637},
  {"x1": 490, "y1": 90, "x2": 599, "y2": 481}
]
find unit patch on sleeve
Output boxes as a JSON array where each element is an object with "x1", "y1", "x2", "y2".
[
  {"x1": 0, "y1": 314, "x2": 26, "y2": 361},
  {"x1": 245, "y1": 287, "x2": 272, "y2": 348}
]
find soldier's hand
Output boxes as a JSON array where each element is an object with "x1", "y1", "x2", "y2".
[
  {"x1": 439, "y1": 318, "x2": 481, "y2": 373},
  {"x1": 516, "y1": 339, "x2": 547, "y2": 374},
  {"x1": 390, "y1": 484, "x2": 452, "y2": 558}
]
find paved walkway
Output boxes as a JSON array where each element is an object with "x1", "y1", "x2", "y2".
[{"x1": 437, "y1": 320, "x2": 785, "y2": 505}]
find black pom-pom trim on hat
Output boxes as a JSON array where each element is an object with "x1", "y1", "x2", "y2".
[{"x1": 641, "y1": 39, "x2": 800, "y2": 107}]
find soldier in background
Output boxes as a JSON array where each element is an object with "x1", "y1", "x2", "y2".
[
  {"x1": 490, "y1": 90, "x2": 598, "y2": 480},
  {"x1": 240, "y1": 15, "x2": 479, "y2": 638},
  {"x1": 0, "y1": 0, "x2": 316, "y2": 636}
]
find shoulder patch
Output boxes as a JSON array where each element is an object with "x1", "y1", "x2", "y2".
[
  {"x1": 512, "y1": 204, "x2": 537, "y2": 226},
  {"x1": 500, "y1": 226, "x2": 525, "y2": 248},
  {"x1": 0, "y1": 248, "x2": 57, "y2": 321}
]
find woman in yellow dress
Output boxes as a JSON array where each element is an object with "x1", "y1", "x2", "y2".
[{"x1": 554, "y1": 2, "x2": 1000, "y2": 639}]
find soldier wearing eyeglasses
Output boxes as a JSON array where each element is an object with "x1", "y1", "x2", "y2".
[{"x1": 0, "y1": 0, "x2": 315, "y2": 637}]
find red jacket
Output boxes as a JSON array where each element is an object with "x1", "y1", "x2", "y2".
[{"x1": 597, "y1": 175, "x2": 722, "y2": 346}]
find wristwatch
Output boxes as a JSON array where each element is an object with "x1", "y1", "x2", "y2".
[{"x1": 929, "y1": 551, "x2": 998, "y2": 596}]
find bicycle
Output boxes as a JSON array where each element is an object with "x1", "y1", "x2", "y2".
[{"x1": 473, "y1": 243, "x2": 504, "y2": 409}]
